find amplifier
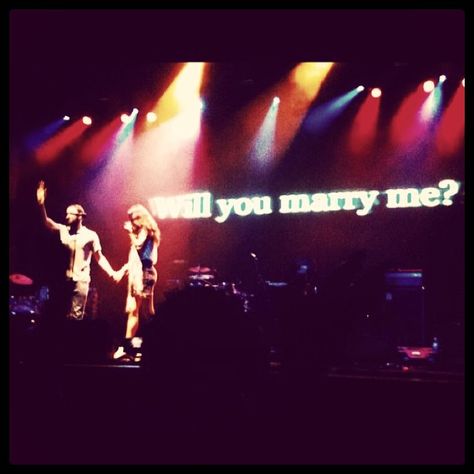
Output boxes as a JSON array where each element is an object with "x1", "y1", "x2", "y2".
[
  {"x1": 384, "y1": 269, "x2": 426, "y2": 346},
  {"x1": 385, "y1": 270, "x2": 423, "y2": 288}
]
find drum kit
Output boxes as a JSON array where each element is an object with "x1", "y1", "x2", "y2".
[
  {"x1": 187, "y1": 266, "x2": 216, "y2": 287},
  {"x1": 186, "y1": 265, "x2": 253, "y2": 312},
  {"x1": 9, "y1": 273, "x2": 47, "y2": 320}
]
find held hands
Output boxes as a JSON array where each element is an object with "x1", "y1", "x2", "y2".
[
  {"x1": 36, "y1": 180, "x2": 47, "y2": 205},
  {"x1": 123, "y1": 221, "x2": 133, "y2": 233},
  {"x1": 112, "y1": 264, "x2": 129, "y2": 283}
]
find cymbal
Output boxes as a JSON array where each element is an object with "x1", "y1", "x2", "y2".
[
  {"x1": 189, "y1": 274, "x2": 215, "y2": 281},
  {"x1": 9, "y1": 273, "x2": 33, "y2": 286},
  {"x1": 188, "y1": 266, "x2": 212, "y2": 274}
]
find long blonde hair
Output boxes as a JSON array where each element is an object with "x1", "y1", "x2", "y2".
[{"x1": 127, "y1": 204, "x2": 161, "y2": 245}]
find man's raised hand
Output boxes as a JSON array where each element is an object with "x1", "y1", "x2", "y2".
[{"x1": 36, "y1": 180, "x2": 47, "y2": 205}]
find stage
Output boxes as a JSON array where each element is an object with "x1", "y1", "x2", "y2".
[{"x1": 10, "y1": 315, "x2": 464, "y2": 465}]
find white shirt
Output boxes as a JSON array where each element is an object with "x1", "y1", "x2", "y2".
[{"x1": 58, "y1": 224, "x2": 101, "y2": 282}]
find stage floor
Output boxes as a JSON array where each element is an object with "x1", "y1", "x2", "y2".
[{"x1": 10, "y1": 352, "x2": 464, "y2": 465}]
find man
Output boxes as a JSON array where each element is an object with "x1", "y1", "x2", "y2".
[{"x1": 36, "y1": 180, "x2": 118, "y2": 320}]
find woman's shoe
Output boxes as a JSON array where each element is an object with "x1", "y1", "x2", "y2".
[{"x1": 113, "y1": 346, "x2": 126, "y2": 360}]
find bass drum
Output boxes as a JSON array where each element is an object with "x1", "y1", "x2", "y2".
[
  {"x1": 9, "y1": 295, "x2": 41, "y2": 330},
  {"x1": 9, "y1": 295, "x2": 40, "y2": 317}
]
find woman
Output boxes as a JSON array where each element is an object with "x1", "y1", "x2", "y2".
[{"x1": 114, "y1": 204, "x2": 161, "y2": 361}]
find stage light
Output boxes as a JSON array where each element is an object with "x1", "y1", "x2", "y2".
[
  {"x1": 371, "y1": 88, "x2": 382, "y2": 98},
  {"x1": 462, "y1": 78, "x2": 465, "y2": 87},
  {"x1": 439, "y1": 75, "x2": 447, "y2": 83},
  {"x1": 146, "y1": 112, "x2": 157, "y2": 123},
  {"x1": 82, "y1": 116, "x2": 92, "y2": 125},
  {"x1": 423, "y1": 80, "x2": 435, "y2": 93},
  {"x1": 272, "y1": 96, "x2": 280, "y2": 106},
  {"x1": 356, "y1": 85, "x2": 365, "y2": 92},
  {"x1": 120, "y1": 113, "x2": 131, "y2": 124},
  {"x1": 120, "y1": 109, "x2": 138, "y2": 124},
  {"x1": 63, "y1": 115, "x2": 70, "y2": 121}
]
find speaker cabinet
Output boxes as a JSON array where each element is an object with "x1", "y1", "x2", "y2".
[{"x1": 384, "y1": 270, "x2": 426, "y2": 347}]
